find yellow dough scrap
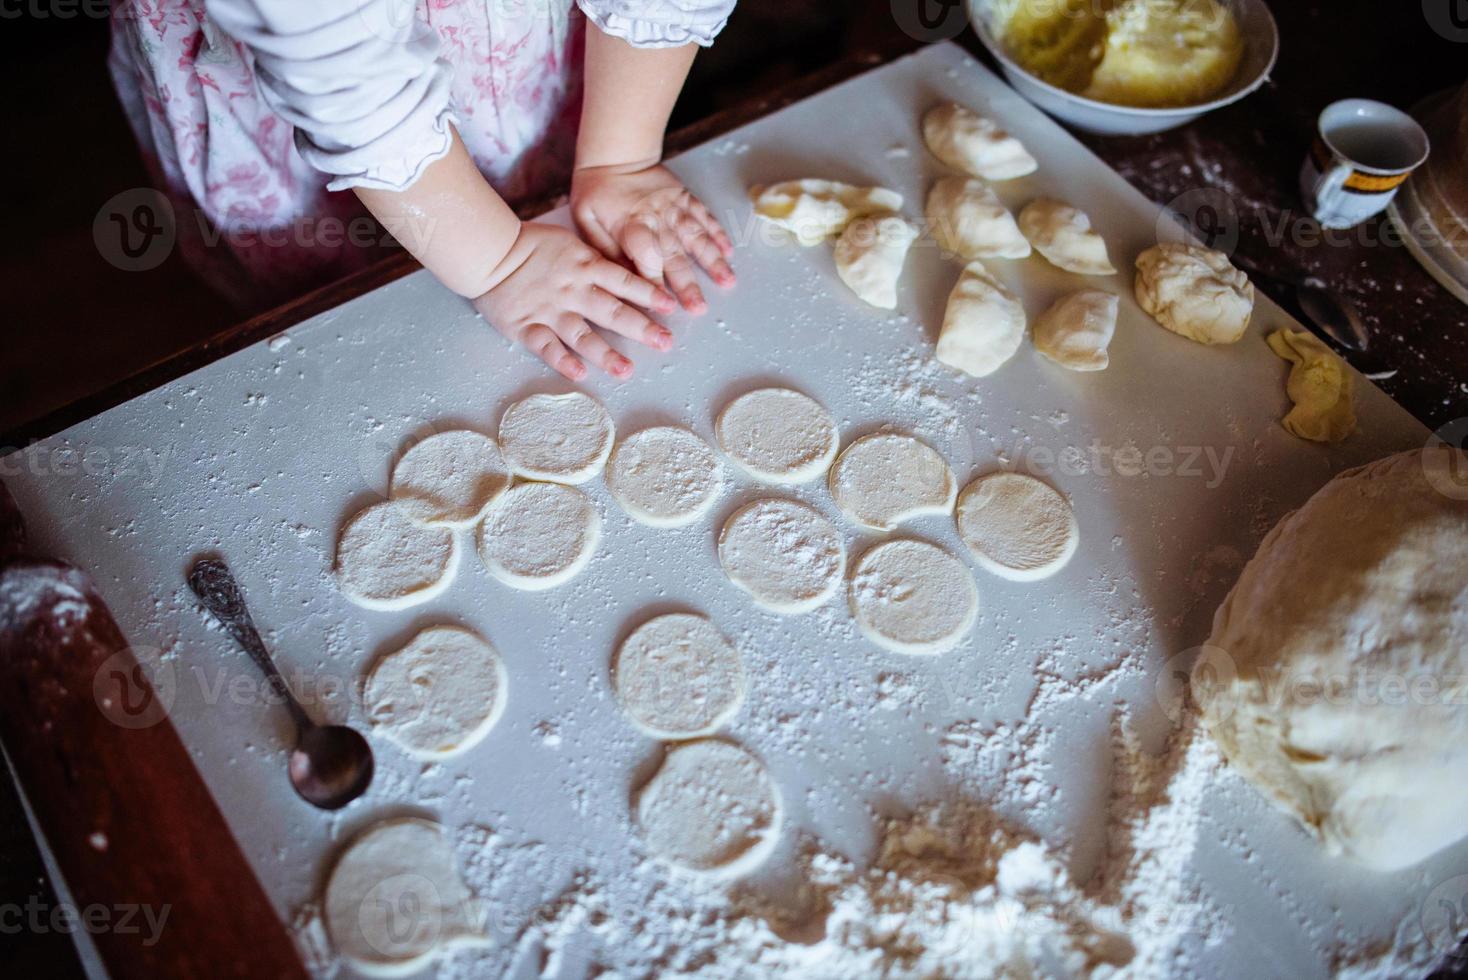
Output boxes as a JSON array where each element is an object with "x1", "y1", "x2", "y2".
[{"x1": 1266, "y1": 328, "x2": 1355, "y2": 444}]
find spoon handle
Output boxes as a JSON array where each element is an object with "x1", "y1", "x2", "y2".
[{"x1": 187, "y1": 558, "x2": 310, "y2": 731}]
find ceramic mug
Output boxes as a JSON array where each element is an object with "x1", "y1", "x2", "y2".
[{"x1": 1300, "y1": 99, "x2": 1430, "y2": 229}]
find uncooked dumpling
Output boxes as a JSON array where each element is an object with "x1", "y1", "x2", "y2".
[
  {"x1": 926, "y1": 178, "x2": 1031, "y2": 261},
  {"x1": 1266, "y1": 328, "x2": 1355, "y2": 443},
  {"x1": 834, "y1": 213, "x2": 918, "y2": 308},
  {"x1": 750, "y1": 179, "x2": 904, "y2": 246},
  {"x1": 1018, "y1": 199, "x2": 1116, "y2": 275},
  {"x1": 1032, "y1": 290, "x2": 1118, "y2": 371},
  {"x1": 1134, "y1": 242, "x2": 1254, "y2": 344},
  {"x1": 922, "y1": 103, "x2": 1038, "y2": 181},
  {"x1": 828, "y1": 433, "x2": 957, "y2": 531},
  {"x1": 363, "y1": 626, "x2": 507, "y2": 759},
  {"x1": 937, "y1": 261, "x2": 1027, "y2": 378}
]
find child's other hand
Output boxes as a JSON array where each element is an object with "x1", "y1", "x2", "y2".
[
  {"x1": 473, "y1": 223, "x2": 678, "y2": 381},
  {"x1": 571, "y1": 164, "x2": 735, "y2": 315}
]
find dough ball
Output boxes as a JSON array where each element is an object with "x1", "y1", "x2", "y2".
[
  {"x1": 606, "y1": 427, "x2": 723, "y2": 528},
  {"x1": 718, "y1": 499, "x2": 845, "y2": 614},
  {"x1": 389, "y1": 430, "x2": 510, "y2": 527},
  {"x1": 715, "y1": 387, "x2": 838, "y2": 484},
  {"x1": 834, "y1": 212, "x2": 919, "y2": 309},
  {"x1": 323, "y1": 818, "x2": 486, "y2": 976},
  {"x1": 363, "y1": 626, "x2": 507, "y2": 759},
  {"x1": 613, "y1": 612, "x2": 746, "y2": 738},
  {"x1": 498, "y1": 391, "x2": 614, "y2": 484},
  {"x1": 1196, "y1": 448, "x2": 1468, "y2": 870},
  {"x1": 1032, "y1": 290, "x2": 1119, "y2": 372},
  {"x1": 1018, "y1": 199, "x2": 1116, "y2": 275},
  {"x1": 336, "y1": 500, "x2": 459, "y2": 611},
  {"x1": 849, "y1": 539, "x2": 979, "y2": 655},
  {"x1": 750, "y1": 179, "x2": 904, "y2": 246},
  {"x1": 1134, "y1": 242, "x2": 1254, "y2": 345},
  {"x1": 1266, "y1": 328, "x2": 1355, "y2": 443},
  {"x1": 829, "y1": 432, "x2": 957, "y2": 531},
  {"x1": 635, "y1": 738, "x2": 782, "y2": 876},
  {"x1": 955, "y1": 472, "x2": 1078, "y2": 581},
  {"x1": 937, "y1": 261, "x2": 1027, "y2": 378},
  {"x1": 922, "y1": 103, "x2": 1038, "y2": 181},
  {"x1": 476, "y1": 482, "x2": 600, "y2": 590},
  {"x1": 926, "y1": 177, "x2": 1032, "y2": 261}
]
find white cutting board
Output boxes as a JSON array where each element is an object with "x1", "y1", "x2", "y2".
[{"x1": 3, "y1": 43, "x2": 1459, "y2": 978}]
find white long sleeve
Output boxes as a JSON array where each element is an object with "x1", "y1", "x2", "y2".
[{"x1": 576, "y1": 0, "x2": 736, "y2": 48}]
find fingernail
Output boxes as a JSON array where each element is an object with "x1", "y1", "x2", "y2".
[
  {"x1": 612, "y1": 355, "x2": 632, "y2": 376},
  {"x1": 655, "y1": 328, "x2": 673, "y2": 350},
  {"x1": 656, "y1": 291, "x2": 677, "y2": 311}
]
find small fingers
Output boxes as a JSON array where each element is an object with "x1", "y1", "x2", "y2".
[
  {"x1": 620, "y1": 222, "x2": 669, "y2": 292},
  {"x1": 521, "y1": 323, "x2": 585, "y2": 381},
  {"x1": 688, "y1": 197, "x2": 735, "y2": 257},
  {"x1": 662, "y1": 252, "x2": 706, "y2": 315},
  {"x1": 580, "y1": 287, "x2": 673, "y2": 351},
  {"x1": 675, "y1": 213, "x2": 736, "y2": 288},
  {"x1": 555, "y1": 315, "x2": 633, "y2": 379},
  {"x1": 591, "y1": 253, "x2": 676, "y2": 313}
]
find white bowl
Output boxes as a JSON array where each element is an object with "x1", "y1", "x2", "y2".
[{"x1": 966, "y1": 0, "x2": 1280, "y2": 135}]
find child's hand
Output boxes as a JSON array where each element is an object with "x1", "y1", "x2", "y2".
[
  {"x1": 571, "y1": 164, "x2": 735, "y2": 315},
  {"x1": 473, "y1": 223, "x2": 678, "y2": 381}
]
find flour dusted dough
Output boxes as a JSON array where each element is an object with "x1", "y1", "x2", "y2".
[
  {"x1": 606, "y1": 427, "x2": 723, "y2": 527},
  {"x1": 834, "y1": 213, "x2": 919, "y2": 308},
  {"x1": 363, "y1": 626, "x2": 507, "y2": 759},
  {"x1": 922, "y1": 103, "x2": 1038, "y2": 181},
  {"x1": 1196, "y1": 448, "x2": 1468, "y2": 870},
  {"x1": 718, "y1": 499, "x2": 845, "y2": 613},
  {"x1": 476, "y1": 482, "x2": 600, "y2": 590},
  {"x1": 498, "y1": 391, "x2": 614, "y2": 483},
  {"x1": 1032, "y1": 290, "x2": 1119, "y2": 372},
  {"x1": 750, "y1": 179, "x2": 904, "y2": 246},
  {"x1": 1266, "y1": 328, "x2": 1356, "y2": 443},
  {"x1": 613, "y1": 613, "x2": 746, "y2": 738},
  {"x1": 937, "y1": 261, "x2": 1027, "y2": 378},
  {"x1": 955, "y1": 473, "x2": 1079, "y2": 581},
  {"x1": 1134, "y1": 242, "x2": 1254, "y2": 344},
  {"x1": 336, "y1": 500, "x2": 459, "y2": 610},
  {"x1": 389, "y1": 430, "x2": 510, "y2": 527},
  {"x1": 849, "y1": 539, "x2": 979, "y2": 655},
  {"x1": 635, "y1": 739, "x2": 782, "y2": 876},
  {"x1": 1018, "y1": 199, "x2": 1116, "y2": 275},
  {"x1": 829, "y1": 433, "x2": 957, "y2": 531},
  {"x1": 715, "y1": 388, "x2": 838, "y2": 483},
  {"x1": 323, "y1": 818, "x2": 487, "y2": 977},
  {"x1": 925, "y1": 177, "x2": 1031, "y2": 261}
]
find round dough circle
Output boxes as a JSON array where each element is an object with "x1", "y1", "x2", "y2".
[
  {"x1": 613, "y1": 613, "x2": 745, "y2": 738},
  {"x1": 955, "y1": 473, "x2": 1079, "y2": 581},
  {"x1": 829, "y1": 432, "x2": 957, "y2": 531},
  {"x1": 635, "y1": 738, "x2": 781, "y2": 876},
  {"x1": 606, "y1": 427, "x2": 723, "y2": 528},
  {"x1": 363, "y1": 626, "x2": 507, "y2": 759},
  {"x1": 476, "y1": 482, "x2": 600, "y2": 590},
  {"x1": 389, "y1": 430, "x2": 510, "y2": 527},
  {"x1": 714, "y1": 388, "x2": 838, "y2": 483},
  {"x1": 718, "y1": 499, "x2": 844, "y2": 613},
  {"x1": 498, "y1": 391, "x2": 615, "y2": 484},
  {"x1": 849, "y1": 539, "x2": 978, "y2": 655},
  {"x1": 336, "y1": 500, "x2": 459, "y2": 610}
]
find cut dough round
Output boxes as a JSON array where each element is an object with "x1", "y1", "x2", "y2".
[
  {"x1": 956, "y1": 472, "x2": 1079, "y2": 581},
  {"x1": 718, "y1": 499, "x2": 845, "y2": 613},
  {"x1": 606, "y1": 427, "x2": 723, "y2": 527},
  {"x1": 389, "y1": 430, "x2": 510, "y2": 527},
  {"x1": 1033, "y1": 290, "x2": 1119, "y2": 372},
  {"x1": 829, "y1": 432, "x2": 957, "y2": 531},
  {"x1": 1134, "y1": 242, "x2": 1254, "y2": 345},
  {"x1": 498, "y1": 391, "x2": 615, "y2": 484},
  {"x1": 635, "y1": 739, "x2": 782, "y2": 876},
  {"x1": 363, "y1": 626, "x2": 507, "y2": 759},
  {"x1": 849, "y1": 539, "x2": 978, "y2": 655},
  {"x1": 922, "y1": 103, "x2": 1038, "y2": 181},
  {"x1": 476, "y1": 482, "x2": 600, "y2": 590},
  {"x1": 937, "y1": 261, "x2": 1027, "y2": 379},
  {"x1": 715, "y1": 388, "x2": 838, "y2": 484},
  {"x1": 834, "y1": 212, "x2": 919, "y2": 308},
  {"x1": 1018, "y1": 199, "x2": 1116, "y2": 275},
  {"x1": 336, "y1": 500, "x2": 459, "y2": 611},
  {"x1": 612, "y1": 613, "x2": 745, "y2": 738},
  {"x1": 323, "y1": 818, "x2": 487, "y2": 977},
  {"x1": 926, "y1": 177, "x2": 1031, "y2": 261}
]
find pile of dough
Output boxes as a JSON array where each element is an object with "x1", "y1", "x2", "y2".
[
  {"x1": 1195, "y1": 448, "x2": 1468, "y2": 870},
  {"x1": 1134, "y1": 242, "x2": 1254, "y2": 344},
  {"x1": 1266, "y1": 328, "x2": 1355, "y2": 443},
  {"x1": 606, "y1": 427, "x2": 723, "y2": 528},
  {"x1": 718, "y1": 498, "x2": 845, "y2": 613},
  {"x1": 336, "y1": 500, "x2": 459, "y2": 610},
  {"x1": 476, "y1": 482, "x2": 600, "y2": 590},
  {"x1": 498, "y1": 391, "x2": 614, "y2": 484},
  {"x1": 834, "y1": 213, "x2": 919, "y2": 308},
  {"x1": 750, "y1": 179, "x2": 904, "y2": 246},
  {"x1": 1018, "y1": 199, "x2": 1116, "y2": 275},
  {"x1": 635, "y1": 739, "x2": 782, "y2": 876},
  {"x1": 923, "y1": 103, "x2": 1038, "y2": 181},
  {"x1": 1032, "y1": 290, "x2": 1119, "y2": 371},
  {"x1": 828, "y1": 432, "x2": 957, "y2": 531},
  {"x1": 926, "y1": 178, "x2": 1031, "y2": 261},
  {"x1": 389, "y1": 430, "x2": 510, "y2": 527},
  {"x1": 715, "y1": 387, "x2": 838, "y2": 484},
  {"x1": 937, "y1": 261, "x2": 1027, "y2": 378},
  {"x1": 955, "y1": 472, "x2": 1078, "y2": 581},
  {"x1": 362, "y1": 626, "x2": 507, "y2": 759},
  {"x1": 612, "y1": 612, "x2": 745, "y2": 738},
  {"x1": 848, "y1": 538, "x2": 979, "y2": 655}
]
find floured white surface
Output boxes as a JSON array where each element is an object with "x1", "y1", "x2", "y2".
[{"x1": 1, "y1": 44, "x2": 1461, "y2": 979}]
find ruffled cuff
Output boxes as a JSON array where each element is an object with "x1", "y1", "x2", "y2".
[
  {"x1": 313, "y1": 106, "x2": 457, "y2": 193},
  {"x1": 576, "y1": 0, "x2": 734, "y2": 48}
]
